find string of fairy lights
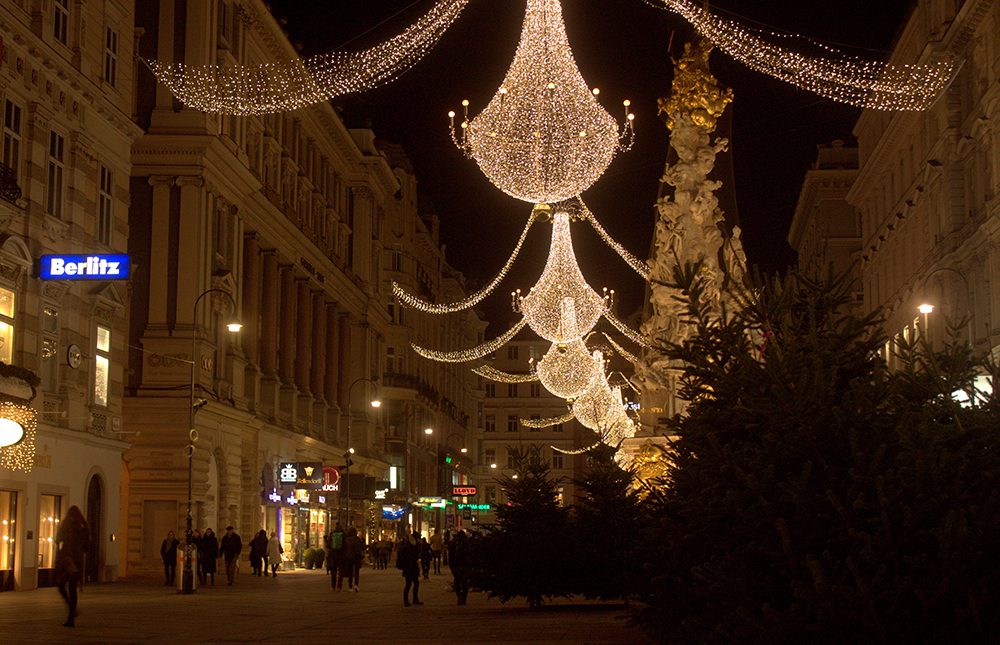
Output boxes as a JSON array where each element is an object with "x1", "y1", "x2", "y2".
[
  {"x1": 471, "y1": 365, "x2": 538, "y2": 384},
  {"x1": 411, "y1": 318, "x2": 528, "y2": 363},
  {"x1": 644, "y1": 0, "x2": 957, "y2": 111},
  {"x1": 521, "y1": 411, "x2": 576, "y2": 429},
  {"x1": 0, "y1": 401, "x2": 37, "y2": 472},
  {"x1": 144, "y1": 0, "x2": 470, "y2": 115}
]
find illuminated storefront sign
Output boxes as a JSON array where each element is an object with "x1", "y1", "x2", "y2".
[
  {"x1": 279, "y1": 462, "x2": 324, "y2": 488},
  {"x1": 267, "y1": 491, "x2": 281, "y2": 503},
  {"x1": 452, "y1": 486, "x2": 477, "y2": 497},
  {"x1": 457, "y1": 503, "x2": 492, "y2": 511},
  {"x1": 321, "y1": 465, "x2": 340, "y2": 492},
  {"x1": 39, "y1": 254, "x2": 130, "y2": 280},
  {"x1": 417, "y1": 496, "x2": 446, "y2": 508},
  {"x1": 382, "y1": 505, "x2": 406, "y2": 520},
  {"x1": 374, "y1": 488, "x2": 388, "y2": 500}
]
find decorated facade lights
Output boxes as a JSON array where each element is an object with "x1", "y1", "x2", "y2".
[
  {"x1": 513, "y1": 209, "x2": 610, "y2": 343},
  {"x1": 146, "y1": 0, "x2": 471, "y2": 115},
  {"x1": 0, "y1": 364, "x2": 40, "y2": 472},
  {"x1": 449, "y1": 0, "x2": 634, "y2": 204},
  {"x1": 643, "y1": 0, "x2": 957, "y2": 111}
]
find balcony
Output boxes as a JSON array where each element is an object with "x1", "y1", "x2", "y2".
[{"x1": 0, "y1": 163, "x2": 22, "y2": 205}]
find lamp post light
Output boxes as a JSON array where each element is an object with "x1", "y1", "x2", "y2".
[
  {"x1": 184, "y1": 288, "x2": 241, "y2": 595},
  {"x1": 918, "y1": 267, "x2": 973, "y2": 348},
  {"x1": 344, "y1": 377, "x2": 380, "y2": 530}
]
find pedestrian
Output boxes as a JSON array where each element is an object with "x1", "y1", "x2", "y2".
[
  {"x1": 396, "y1": 531, "x2": 422, "y2": 606},
  {"x1": 266, "y1": 531, "x2": 283, "y2": 577},
  {"x1": 430, "y1": 529, "x2": 444, "y2": 574},
  {"x1": 54, "y1": 505, "x2": 89, "y2": 627},
  {"x1": 322, "y1": 533, "x2": 332, "y2": 574},
  {"x1": 192, "y1": 529, "x2": 203, "y2": 584},
  {"x1": 160, "y1": 530, "x2": 179, "y2": 586},
  {"x1": 442, "y1": 529, "x2": 451, "y2": 567},
  {"x1": 219, "y1": 525, "x2": 243, "y2": 585},
  {"x1": 339, "y1": 526, "x2": 364, "y2": 592},
  {"x1": 447, "y1": 529, "x2": 472, "y2": 605},
  {"x1": 249, "y1": 529, "x2": 267, "y2": 576},
  {"x1": 379, "y1": 538, "x2": 392, "y2": 570},
  {"x1": 328, "y1": 523, "x2": 344, "y2": 589},
  {"x1": 200, "y1": 528, "x2": 219, "y2": 585},
  {"x1": 419, "y1": 536, "x2": 432, "y2": 579}
]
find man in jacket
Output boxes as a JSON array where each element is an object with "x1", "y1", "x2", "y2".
[
  {"x1": 219, "y1": 525, "x2": 243, "y2": 585},
  {"x1": 338, "y1": 527, "x2": 364, "y2": 592},
  {"x1": 328, "y1": 523, "x2": 345, "y2": 589},
  {"x1": 396, "y1": 531, "x2": 423, "y2": 606}
]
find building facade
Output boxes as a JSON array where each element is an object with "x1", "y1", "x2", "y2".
[
  {"x1": 0, "y1": 0, "x2": 141, "y2": 590},
  {"x1": 846, "y1": 0, "x2": 998, "y2": 361}
]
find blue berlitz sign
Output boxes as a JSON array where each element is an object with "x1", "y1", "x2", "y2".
[{"x1": 39, "y1": 254, "x2": 130, "y2": 280}]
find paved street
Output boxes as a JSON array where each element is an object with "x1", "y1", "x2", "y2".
[{"x1": 0, "y1": 566, "x2": 649, "y2": 644}]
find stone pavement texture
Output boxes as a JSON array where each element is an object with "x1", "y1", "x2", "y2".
[{"x1": 0, "y1": 566, "x2": 651, "y2": 644}]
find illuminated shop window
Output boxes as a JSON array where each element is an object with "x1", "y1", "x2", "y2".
[
  {"x1": 94, "y1": 325, "x2": 111, "y2": 407},
  {"x1": 0, "y1": 287, "x2": 14, "y2": 364},
  {"x1": 37, "y1": 495, "x2": 61, "y2": 570}
]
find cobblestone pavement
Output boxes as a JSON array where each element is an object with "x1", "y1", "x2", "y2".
[{"x1": 0, "y1": 565, "x2": 651, "y2": 644}]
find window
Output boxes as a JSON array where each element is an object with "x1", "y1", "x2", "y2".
[
  {"x1": 391, "y1": 251, "x2": 402, "y2": 271},
  {"x1": 53, "y1": 0, "x2": 69, "y2": 45},
  {"x1": 485, "y1": 415, "x2": 496, "y2": 433},
  {"x1": 507, "y1": 345, "x2": 519, "y2": 360},
  {"x1": 47, "y1": 131, "x2": 65, "y2": 218},
  {"x1": 506, "y1": 415, "x2": 518, "y2": 432},
  {"x1": 552, "y1": 453, "x2": 564, "y2": 469},
  {"x1": 529, "y1": 382, "x2": 541, "y2": 397},
  {"x1": 94, "y1": 325, "x2": 111, "y2": 406},
  {"x1": 104, "y1": 27, "x2": 119, "y2": 87},
  {"x1": 485, "y1": 383, "x2": 495, "y2": 398},
  {"x1": 553, "y1": 423, "x2": 564, "y2": 432},
  {"x1": 38, "y1": 495, "x2": 62, "y2": 570},
  {"x1": 506, "y1": 451, "x2": 516, "y2": 468},
  {"x1": 2, "y1": 100, "x2": 21, "y2": 179},
  {"x1": 0, "y1": 287, "x2": 14, "y2": 364},
  {"x1": 41, "y1": 306, "x2": 59, "y2": 392},
  {"x1": 0, "y1": 491, "x2": 16, "y2": 578},
  {"x1": 484, "y1": 449, "x2": 495, "y2": 466},
  {"x1": 485, "y1": 486, "x2": 496, "y2": 503},
  {"x1": 98, "y1": 165, "x2": 113, "y2": 245},
  {"x1": 507, "y1": 383, "x2": 518, "y2": 397}
]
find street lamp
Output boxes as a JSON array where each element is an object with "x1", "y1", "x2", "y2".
[
  {"x1": 344, "y1": 377, "x2": 380, "y2": 529},
  {"x1": 184, "y1": 288, "x2": 241, "y2": 595},
  {"x1": 918, "y1": 267, "x2": 973, "y2": 348}
]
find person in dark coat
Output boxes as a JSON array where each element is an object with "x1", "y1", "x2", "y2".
[
  {"x1": 396, "y1": 531, "x2": 422, "y2": 606},
  {"x1": 54, "y1": 505, "x2": 89, "y2": 627},
  {"x1": 448, "y1": 529, "x2": 472, "y2": 605},
  {"x1": 199, "y1": 528, "x2": 219, "y2": 585},
  {"x1": 191, "y1": 529, "x2": 203, "y2": 583},
  {"x1": 419, "y1": 536, "x2": 432, "y2": 579},
  {"x1": 219, "y1": 526, "x2": 243, "y2": 585},
  {"x1": 328, "y1": 523, "x2": 344, "y2": 588},
  {"x1": 338, "y1": 526, "x2": 364, "y2": 592},
  {"x1": 249, "y1": 529, "x2": 267, "y2": 576},
  {"x1": 160, "y1": 530, "x2": 180, "y2": 586}
]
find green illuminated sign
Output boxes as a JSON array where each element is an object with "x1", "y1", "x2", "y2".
[{"x1": 457, "y1": 503, "x2": 492, "y2": 511}]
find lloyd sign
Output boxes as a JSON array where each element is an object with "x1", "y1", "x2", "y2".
[
  {"x1": 39, "y1": 254, "x2": 130, "y2": 280},
  {"x1": 452, "y1": 486, "x2": 477, "y2": 497}
]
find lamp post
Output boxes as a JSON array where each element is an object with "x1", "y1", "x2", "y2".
[
  {"x1": 184, "y1": 288, "x2": 241, "y2": 595},
  {"x1": 344, "y1": 377, "x2": 380, "y2": 530},
  {"x1": 918, "y1": 267, "x2": 973, "y2": 348}
]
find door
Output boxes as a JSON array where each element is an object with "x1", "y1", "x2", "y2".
[{"x1": 86, "y1": 476, "x2": 102, "y2": 583}]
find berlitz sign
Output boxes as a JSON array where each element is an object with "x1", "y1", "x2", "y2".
[{"x1": 39, "y1": 254, "x2": 130, "y2": 280}]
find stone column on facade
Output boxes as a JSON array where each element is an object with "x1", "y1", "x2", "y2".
[
  {"x1": 259, "y1": 251, "x2": 280, "y2": 419},
  {"x1": 350, "y1": 187, "x2": 374, "y2": 282},
  {"x1": 337, "y1": 313, "x2": 352, "y2": 446},
  {"x1": 240, "y1": 234, "x2": 262, "y2": 409},
  {"x1": 310, "y1": 293, "x2": 329, "y2": 436},
  {"x1": 295, "y1": 278, "x2": 314, "y2": 432},
  {"x1": 146, "y1": 176, "x2": 174, "y2": 328},
  {"x1": 175, "y1": 176, "x2": 209, "y2": 325},
  {"x1": 277, "y1": 265, "x2": 298, "y2": 425},
  {"x1": 325, "y1": 303, "x2": 341, "y2": 442}
]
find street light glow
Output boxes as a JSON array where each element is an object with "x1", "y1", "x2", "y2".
[
  {"x1": 460, "y1": 447, "x2": 468, "y2": 453},
  {"x1": 424, "y1": 427, "x2": 434, "y2": 435},
  {"x1": 490, "y1": 463, "x2": 497, "y2": 469},
  {"x1": 226, "y1": 320, "x2": 243, "y2": 333},
  {"x1": 370, "y1": 399, "x2": 382, "y2": 408},
  {"x1": 918, "y1": 303, "x2": 935, "y2": 315},
  {"x1": 348, "y1": 447, "x2": 355, "y2": 454}
]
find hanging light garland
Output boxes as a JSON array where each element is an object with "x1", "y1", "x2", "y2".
[
  {"x1": 575, "y1": 199, "x2": 651, "y2": 281},
  {"x1": 146, "y1": 0, "x2": 471, "y2": 115},
  {"x1": 449, "y1": 0, "x2": 634, "y2": 204},
  {"x1": 605, "y1": 310, "x2": 652, "y2": 348},
  {"x1": 0, "y1": 401, "x2": 36, "y2": 472},
  {"x1": 393, "y1": 210, "x2": 537, "y2": 314},
  {"x1": 514, "y1": 210, "x2": 609, "y2": 343},
  {"x1": 472, "y1": 365, "x2": 539, "y2": 384},
  {"x1": 412, "y1": 318, "x2": 527, "y2": 363},
  {"x1": 521, "y1": 411, "x2": 576, "y2": 429},
  {"x1": 602, "y1": 332, "x2": 639, "y2": 365},
  {"x1": 643, "y1": 0, "x2": 957, "y2": 111},
  {"x1": 535, "y1": 339, "x2": 601, "y2": 400}
]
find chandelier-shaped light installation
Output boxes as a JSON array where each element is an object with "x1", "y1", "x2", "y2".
[
  {"x1": 535, "y1": 339, "x2": 601, "y2": 400},
  {"x1": 146, "y1": 0, "x2": 470, "y2": 115},
  {"x1": 449, "y1": 0, "x2": 634, "y2": 204},
  {"x1": 514, "y1": 210, "x2": 609, "y2": 343},
  {"x1": 644, "y1": 0, "x2": 957, "y2": 111}
]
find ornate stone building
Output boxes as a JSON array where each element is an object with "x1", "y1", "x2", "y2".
[
  {"x1": 0, "y1": 0, "x2": 140, "y2": 590},
  {"x1": 846, "y1": 0, "x2": 998, "y2": 361}
]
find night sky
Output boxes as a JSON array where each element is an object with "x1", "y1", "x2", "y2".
[{"x1": 266, "y1": 0, "x2": 913, "y2": 330}]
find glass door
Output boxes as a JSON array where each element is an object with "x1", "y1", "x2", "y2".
[
  {"x1": 0, "y1": 491, "x2": 16, "y2": 591},
  {"x1": 37, "y1": 494, "x2": 62, "y2": 587}
]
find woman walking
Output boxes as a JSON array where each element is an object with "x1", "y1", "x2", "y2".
[
  {"x1": 396, "y1": 531, "x2": 422, "y2": 606},
  {"x1": 339, "y1": 527, "x2": 364, "y2": 592},
  {"x1": 199, "y1": 528, "x2": 218, "y2": 585},
  {"x1": 266, "y1": 531, "x2": 283, "y2": 577},
  {"x1": 54, "y1": 506, "x2": 89, "y2": 627},
  {"x1": 160, "y1": 530, "x2": 179, "y2": 586},
  {"x1": 249, "y1": 529, "x2": 268, "y2": 576}
]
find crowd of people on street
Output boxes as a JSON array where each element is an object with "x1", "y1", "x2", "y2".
[{"x1": 158, "y1": 525, "x2": 247, "y2": 588}]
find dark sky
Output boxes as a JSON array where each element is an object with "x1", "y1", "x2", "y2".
[{"x1": 266, "y1": 0, "x2": 913, "y2": 329}]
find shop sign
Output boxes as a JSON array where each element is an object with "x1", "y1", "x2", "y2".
[
  {"x1": 267, "y1": 490, "x2": 281, "y2": 503},
  {"x1": 382, "y1": 505, "x2": 405, "y2": 520},
  {"x1": 321, "y1": 466, "x2": 340, "y2": 492},
  {"x1": 294, "y1": 489, "x2": 310, "y2": 502},
  {"x1": 417, "y1": 496, "x2": 446, "y2": 508},
  {"x1": 452, "y1": 486, "x2": 477, "y2": 497},
  {"x1": 457, "y1": 503, "x2": 492, "y2": 511},
  {"x1": 318, "y1": 495, "x2": 326, "y2": 504},
  {"x1": 39, "y1": 253, "x2": 130, "y2": 280},
  {"x1": 279, "y1": 462, "x2": 324, "y2": 488},
  {"x1": 374, "y1": 488, "x2": 389, "y2": 500}
]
